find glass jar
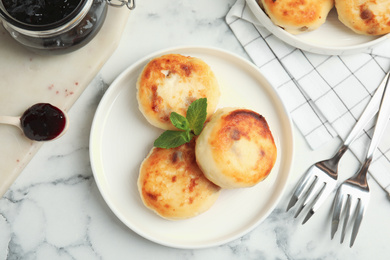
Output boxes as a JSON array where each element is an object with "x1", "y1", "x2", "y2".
[{"x1": 0, "y1": 0, "x2": 135, "y2": 54}]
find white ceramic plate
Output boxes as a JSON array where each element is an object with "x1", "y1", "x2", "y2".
[
  {"x1": 246, "y1": 0, "x2": 390, "y2": 55},
  {"x1": 89, "y1": 46, "x2": 294, "y2": 249}
]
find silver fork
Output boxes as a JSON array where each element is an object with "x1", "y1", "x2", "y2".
[
  {"x1": 331, "y1": 72, "x2": 390, "y2": 247},
  {"x1": 287, "y1": 72, "x2": 390, "y2": 224}
]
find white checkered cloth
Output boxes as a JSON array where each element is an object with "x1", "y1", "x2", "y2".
[{"x1": 226, "y1": 0, "x2": 390, "y2": 195}]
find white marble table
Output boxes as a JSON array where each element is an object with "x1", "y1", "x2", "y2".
[{"x1": 1, "y1": 0, "x2": 390, "y2": 259}]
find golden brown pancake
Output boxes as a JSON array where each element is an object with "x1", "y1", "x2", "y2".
[
  {"x1": 138, "y1": 140, "x2": 221, "y2": 220},
  {"x1": 137, "y1": 54, "x2": 220, "y2": 130},
  {"x1": 259, "y1": 0, "x2": 334, "y2": 34},
  {"x1": 195, "y1": 108, "x2": 277, "y2": 189},
  {"x1": 335, "y1": 0, "x2": 390, "y2": 35}
]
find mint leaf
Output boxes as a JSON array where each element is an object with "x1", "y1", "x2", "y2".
[
  {"x1": 186, "y1": 98, "x2": 207, "y2": 135},
  {"x1": 170, "y1": 112, "x2": 189, "y2": 130},
  {"x1": 154, "y1": 130, "x2": 192, "y2": 149},
  {"x1": 153, "y1": 98, "x2": 208, "y2": 149}
]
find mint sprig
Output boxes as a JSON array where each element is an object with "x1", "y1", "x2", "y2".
[
  {"x1": 170, "y1": 112, "x2": 189, "y2": 131},
  {"x1": 154, "y1": 98, "x2": 207, "y2": 149},
  {"x1": 186, "y1": 98, "x2": 207, "y2": 135}
]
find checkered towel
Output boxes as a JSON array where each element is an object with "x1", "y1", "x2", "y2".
[{"x1": 226, "y1": 0, "x2": 390, "y2": 195}]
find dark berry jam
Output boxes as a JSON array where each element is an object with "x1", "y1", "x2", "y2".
[
  {"x1": 2, "y1": 0, "x2": 82, "y2": 25},
  {"x1": 20, "y1": 103, "x2": 67, "y2": 141},
  {"x1": 0, "y1": 0, "x2": 108, "y2": 54}
]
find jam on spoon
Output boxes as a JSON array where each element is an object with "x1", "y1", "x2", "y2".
[
  {"x1": 0, "y1": 103, "x2": 69, "y2": 141},
  {"x1": 20, "y1": 103, "x2": 68, "y2": 141}
]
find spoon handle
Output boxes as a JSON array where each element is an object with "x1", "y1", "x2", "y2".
[{"x1": 0, "y1": 116, "x2": 22, "y2": 130}]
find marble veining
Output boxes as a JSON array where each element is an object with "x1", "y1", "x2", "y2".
[{"x1": 1, "y1": 0, "x2": 390, "y2": 259}]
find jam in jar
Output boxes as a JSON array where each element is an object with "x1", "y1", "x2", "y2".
[
  {"x1": 0, "y1": 0, "x2": 135, "y2": 54},
  {"x1": 2, "y1": 0, "x2": 83, "y2": 26}
]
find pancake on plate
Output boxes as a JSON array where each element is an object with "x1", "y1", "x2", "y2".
[
  {"x1": 195, "y1": 108, "x2": 277, "y2": 189},
  {"x1": 335, "y1": 0, "x2": 390, "y2": 35},
  {"x1": 138, "y1": 140, "x2": 221, "y2": 220},
  {"x1": 259, "y1": 0, "x2": 334, "y2": 34},
  {"x1": 137, "y1": 54, "x2": 220, "y2": 130}
]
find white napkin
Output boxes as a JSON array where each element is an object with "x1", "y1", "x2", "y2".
[{"x1": 226, "y1": 0, "x2": 390, "y2": 195}]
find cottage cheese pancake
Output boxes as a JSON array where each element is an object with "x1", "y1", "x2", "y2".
[
  {"x1": 259, "y1": 0, "x2": 334, "y2": 34},
  {"x1": 138, "y1": 141, "x2": 221, "y2": 220},
  {"x1": 137, "y1": 54, "x2": 220, "y2": 130},
  {"x1": 196, "y1": 108, "x2": 277, "y2": 189},
  {"x1": 336, "y1": 0, "x2": 390, "y2": 35}
]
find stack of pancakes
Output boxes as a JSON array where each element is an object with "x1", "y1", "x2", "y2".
[
  {"x1": 259, "y1": 0, "x2": 390, "y2": 36},
  {"x1": 136, "y1": 54, "x2": 277, "y2": 220}
]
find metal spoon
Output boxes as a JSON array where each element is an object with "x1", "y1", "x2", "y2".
[{"x1": 0, "y1": 103, "x2": 69, "y2": 141}]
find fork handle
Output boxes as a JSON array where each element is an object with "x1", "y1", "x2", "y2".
[
  {"x1": 351, "y1": 157, "x2": 372, "y2": 187},
  {"x1": 344, "y1": 72, "x2": 390, "y2": 147},
  {"x1": 366, "y1": 73, "x2": 390, "y2": 160},
  {"x1": 348, "y1": 74, "x2": 390, "y2": 185}
]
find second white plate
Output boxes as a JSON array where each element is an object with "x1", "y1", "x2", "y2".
[
  {"x1": 89, "y1": 46, "x2": 294, "y2": 249},
  {"x1": 246, "y1": 0, "x2": 389, "y2": 55}
]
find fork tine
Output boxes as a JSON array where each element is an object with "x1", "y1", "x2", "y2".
[
  {"x1": 350, "y1": 199, "x2": 365, "y2": 247},
  {"x1": 301, "y1": 180, "x2": 325, "y2": 224},
  {"x1": 295, "y1": 176, "x2": 327, "y2": 219},
  {"x1": 286, "y1": 168, "x2": 316, "y2": 212},
  {"x1": 302, "y1": 181, "x2": 335, "y2": 224},
  {"x1": 331, "y1": 189, "x2": 344, "y2": 239},
  {"x1": 294, "y1": 176, "x2": 318, "y2": 218},
  {"x1": 286, "y1": 196, "x2": 298, "y2": 212},
  {"x1": 302, "y1": 208, "x2": 314, "y2": 224},
  {"x1": 340, "y1": 194, "x2": 352, "y2": 244}
]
